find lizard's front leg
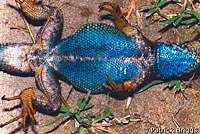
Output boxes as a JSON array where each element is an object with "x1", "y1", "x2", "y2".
[
  {"x1": 99, "y1": 2, "x2": 151, "y2": 47},
  {"x1": 15, "y1": 0, "x2": 53, "y2": 21},
  {"x1": 99, "y1": 2, "x2": 132, "y2": 37}
]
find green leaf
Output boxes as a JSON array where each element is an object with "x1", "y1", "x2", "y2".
[
  {"x1": 60, "y1": 107, "x2": 70, "y2": 112},
  {"x1": 105, "y1": 104, "x2": 111, "y2": 115},
  {"x1": 73, "y1": 108, "x2": 78, "y2": 114},
  {"x1": 175, "y1": 80, "x2": 181, "y2": 91},
  {"x1": 94, "y1": 113, "x2": 111, "y2": 123},
  {"x1": 60, "y1": 107, "x2": 75, "y2": 116},
  {"x1": 159, "y1": 16, "x2": 179, "y2": 27},
  {"x1": 75, "y1": 114, "x2": 83, "y2": 123},
  {"x1": 147, "y1": 17, "x2": 151, "y2": 38},
  {"x1": 147, "y1": 8, "x2": 158, "y2": 17},
  {"x1": 77, "y1": 98, "x2": 84, "y2": 110},
  {"x1": 155, "y1": 0, "x2": 160, "y2": 6},
  {"x1": 105, "y1": 96, "x2": 111, "y2": 115},
  {"x1": 85, "y1": 104, "x2": 93, "y2": 110},
  {"x1": 185, "y1": 10, "x2": 200, "y2": 20},
  {"x1": 168, "y1": 80, "x2": 177, "y2": 88},
  {"x1": 158, "y1": 0, "x2": 168, "y2": 7},
  {"x1": 181, "y1": 18, "x2": 197, "y2": 24},
  {"x1": 44, "y1": 112, "x2": 69, "y2": 127},
  {"x1": 85, "y1": 90, "x2": 91, "y2": 102},
  {"x1": 140, "y1": 5, "x2": 155, "y2": 10},
  {"x1": 85, "y1": 110, "x2": 92, "y2": 115},
  {"x1": 167, "y1": 80, "x2": 181, "y2": 90},
  {"x1": 173, "y1": 17, "x2": 183, "y2": 26},
  {"x1": 96, "y1": 131, "x2": 110, "y2": 134},
  {"x1": 157, "y1": 9, "x2": 167, "y2": 18},
  {"x1": 136, "y1": 80, "x2": 164, "y2": 93},
  {"x1": 87, "y1": 114, "x2": 92, "y2": 123},
  {"x1": 129, "y1": 118, "x2": 141, "y2": 122}
]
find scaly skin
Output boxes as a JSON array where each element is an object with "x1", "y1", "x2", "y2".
[
  {"x1": 15, "y1": 0, "x2": 53, "y2": 20},
  {"x1": 0, "y1": 0, "x2": 199, "y2": 130}
]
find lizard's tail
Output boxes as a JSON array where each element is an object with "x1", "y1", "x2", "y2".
[{"x1": 0, "y1": 42, "x2": 33, "y2": 75}]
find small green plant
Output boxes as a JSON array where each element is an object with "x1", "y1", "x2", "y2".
[
  {"x1": 164, "y1": 80, "x2": 181, "y2": 91},
  {"x1": 135, "y1": 80, "x2": 182, "y2": 93},
  {"x1": 45, "y1": 91, "x2": 141, "y2": 134},
  {"x1": 140, "y1": 0, "x2": 169, "y2": 36},
  {"x1": 45, "y1": 91, "x2": 97, "y2": 133},
  {"x1": 159, "y1": 0, "x2": 200, "y2": 35},
  {"x1": 140, "y1": 0, "x2": 168, "y2": 19},
  {"x1": 140, "y1": 0, "x2": 200, "y2": 35}
]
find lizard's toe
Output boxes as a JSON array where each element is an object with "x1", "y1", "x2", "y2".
[{"x1": 0, "y1": 88, "x2": 36, "y2": 129}]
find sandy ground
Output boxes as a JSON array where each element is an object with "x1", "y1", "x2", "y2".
[{"x1": 0, "y1": 0, "x2": 200, "y2": 134}]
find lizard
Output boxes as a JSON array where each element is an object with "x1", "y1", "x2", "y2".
[{"x1": 0, "y1": 0, "x2": 199, "y2": 130}]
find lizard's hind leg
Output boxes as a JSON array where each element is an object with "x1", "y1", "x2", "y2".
[
  {"x1": 0, "y1": 0, "x2": 68, "y2": 129},
  {"x1": 14, "y1": 0, "x2": 56, "y2": 43},
  {"x1": 103, "y1": 74, "x2": 137, "y2": 92}
]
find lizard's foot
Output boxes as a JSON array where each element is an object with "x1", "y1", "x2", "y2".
[
  {"x1": 0, "y1": 88, "x2": 36, "y2": 129},
  {"x1": 103, "y1": 74, "x2": 135, "y2": 92},
  {"x1": 99, "y1": 2, "x2": 133, "y2": 37}
]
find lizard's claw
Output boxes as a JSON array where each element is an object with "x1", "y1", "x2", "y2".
[
  {"x1": 0, "y1": 88, "x2": 36, "y2": 129},
  {"x1": 99, "y1": 2, "x2": 126, "y2": 18},
  {"x1": 103, "y1": 74, "x2": 135, "y2": 92},
  {"x1": 126, "y1": 0, "x2": 136, "y2": 20}
]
